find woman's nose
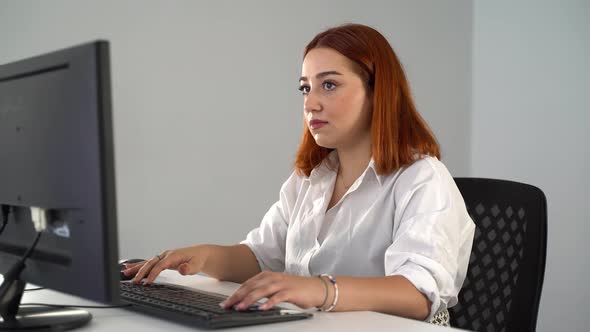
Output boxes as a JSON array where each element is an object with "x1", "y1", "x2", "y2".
[{"x1": 303, "y1": 92, "x2": 322, "y2": 113}]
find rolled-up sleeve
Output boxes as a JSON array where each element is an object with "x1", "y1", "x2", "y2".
[
  {"x1": 240, "y1": 172, "x2": 299, "y2": 272},
  {"x1": 384, "y1": 159, "x2": 475, "y2": 321}
]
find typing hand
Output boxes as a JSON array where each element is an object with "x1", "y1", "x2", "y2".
[
  {"x1": 220, "y1": 271, "x2": 325, "y2": 311},
  {"x1": 121, "y1": 245, "x2": 210, "y2": 285}
]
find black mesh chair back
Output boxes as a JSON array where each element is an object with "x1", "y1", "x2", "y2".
[{"x1": 449, "y1": 178, "x2": 547, "y2": 332}]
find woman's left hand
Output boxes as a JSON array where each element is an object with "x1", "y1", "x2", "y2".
[{"x1": 220, "y1": 271, "x2": 325, "y2": 311}]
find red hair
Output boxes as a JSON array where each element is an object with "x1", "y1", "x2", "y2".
[{"x1": 295, "y1": 23, "x2": 440, "y2": 177}]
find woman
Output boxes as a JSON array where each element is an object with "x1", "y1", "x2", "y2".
[{"x1": 123, "y1": 23, "x2": 475, "y2": 326}]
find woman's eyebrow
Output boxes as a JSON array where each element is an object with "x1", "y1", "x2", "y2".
[{"x1": 299, "y1": 71, "x2": 343, "y2": 82}]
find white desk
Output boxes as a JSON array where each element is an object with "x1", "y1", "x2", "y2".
[{"x1": 17, "y1": 271, "x2": 464, "y2": 331}]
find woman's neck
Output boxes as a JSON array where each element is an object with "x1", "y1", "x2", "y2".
[{"x1": 335, "y1": 135, "x2": 372, "y2": 187}]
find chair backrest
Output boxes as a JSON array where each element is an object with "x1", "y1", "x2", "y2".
[{"x1": 449, "y1": 178, "x2": 547, "y2": 332}]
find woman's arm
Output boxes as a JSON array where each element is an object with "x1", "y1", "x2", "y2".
[
  {"x1": 125, "y1": 244, "x2": 261, "y2": 285},
  {"x1": 329, "y1": 275, "x2": 431, "y2": 320},
  {"x1": 201, "y1": 244, "x2": 261, "y2": 283},
  {"x1": 221, "y1": 272, "x2": 431, "y2": 320}
]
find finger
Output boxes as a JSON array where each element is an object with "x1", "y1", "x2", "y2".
[
  {"x1": 177, "y1": 262, "x2": 197, "y2": 275},
  {"x1": 176, "y1": 256, "x2": 203, "y2": 275},
  {"x1": 223, "y1": 272, "x2": 280, "y2": 309},
  {"x1": 122, "y1": 262, "x2": 146, "y2": 276},
  {"x1": 123, "y1": 261, "x2": 146, "y2": 273},
  {"x1": 234, "y1": 283, "x2": 282, "y2": 311},
  {"x1": 123, "y1": 261, "x2": 145, "y2": 268},
  {"x1": 131, "y1": 257, "x2": 159, "y2": 284},
  {"x1": 144, "y1": 256, "x2": 175, "y2": 285},
  {"x1": 258, "y1": 290, "x2": 290, "y2": 310},
  {"x1": 222, "y1": 275, "x2": 268, "y2": 308}
]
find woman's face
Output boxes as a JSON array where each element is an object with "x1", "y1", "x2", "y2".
[{"x1": 299, "y1": 47, "x2": 372, "y2": 150}]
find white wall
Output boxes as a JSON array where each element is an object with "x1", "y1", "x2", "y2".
[
  {"x1": 472, "y1": 1, "x2": 590, "y2": 331},
  {"x1": 0, "y1": 0, "x2": 472, "y2": 258},
  {"x1": 7, "y1": 1, "x2": 584, "y2": 331}
]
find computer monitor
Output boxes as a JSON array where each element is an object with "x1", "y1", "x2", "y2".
[{"x1": 0, "y1": 41, "x2": 119, "y2": 330}]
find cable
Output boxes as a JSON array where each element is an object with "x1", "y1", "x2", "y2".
[
  {"x1": 20, "y1": 303, "x2": 133, "y2": 309},
  {"x1": 8, "y1": 231, "x2": 130, "y2": 311},
  {"x1": 24, "y1": 287, "x2": 46, "y2": 292},
  {"x1": 0, "y1": 204, "x2": 10, "y2": 235},
  {"x1": 23, "y1": 231, "x2": 42, "y2": 259},
  {"x1": 0, "y1": 231, "x2": 42, "y2": 287},
  {"x1": 0, "y1": 230, "x2": 43, "y2": 319}
]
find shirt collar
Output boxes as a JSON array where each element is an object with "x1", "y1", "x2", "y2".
[
  {"x1": 307, "y1": 150, "x2": 338, "y2": 185},
  {"x1": 306, "y1": 150, "x2": 383, "y2": 187},
  {"x1": 367, "y1": 158, "x2": 384, "y2": 186}
]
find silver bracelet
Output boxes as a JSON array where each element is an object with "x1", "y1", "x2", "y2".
[
  {"x1": 317, "y1": 275, "x2": 330, "y2": 310},
  {"x1": 319, "y1": 274, "x2": 338, "y2": 312}
]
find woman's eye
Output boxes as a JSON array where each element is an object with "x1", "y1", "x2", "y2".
[
  {"x1": 298, "y1": 82, "x2": 335, "y2": 95},
  {"x1": 323, "y1": 81, "x2": 336, "y2": 91},
  {"x1": 298, "y1": 85, "x2": 310, "y2": 95}
]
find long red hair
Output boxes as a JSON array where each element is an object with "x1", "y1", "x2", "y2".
[{"x1": 295, "y1": 23, "x2": 440, "y2": 176}]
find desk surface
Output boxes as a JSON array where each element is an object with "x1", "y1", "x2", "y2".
[{"x1": 17, "y1": 270, "x2": 463, "y2": 331}]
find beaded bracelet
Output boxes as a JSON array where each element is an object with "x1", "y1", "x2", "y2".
[{"x1": 319, "y1": 274, "x2": 339, "y2": 312}]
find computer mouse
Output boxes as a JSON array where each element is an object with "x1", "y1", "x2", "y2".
[
  {"x1": 120, "y1": 258, "x2": 145, "y2": 265},
  {"x1": 119, "y1": 258, "x2": 145, "y2": 281}
]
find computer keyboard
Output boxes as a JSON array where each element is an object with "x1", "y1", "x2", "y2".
[{"x1": 119, "y1": 281, "x2": 312, "y2": 329}]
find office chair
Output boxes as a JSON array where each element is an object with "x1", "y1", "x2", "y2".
[{"x1": 449, "y1": 178, "x2": 547, "y2": 332}]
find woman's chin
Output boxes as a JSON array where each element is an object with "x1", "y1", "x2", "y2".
[{"x1": 313, "y1": 137, "x2": 337, "y2": 149}]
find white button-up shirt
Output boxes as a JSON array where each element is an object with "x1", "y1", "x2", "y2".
[{"x1": 241, "y1": 152, "x2": 475, "y2": 319}]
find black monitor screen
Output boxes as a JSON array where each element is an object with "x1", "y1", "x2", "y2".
[{"x1": 0, "y1": 41, "x2": 119, "y2": 304}]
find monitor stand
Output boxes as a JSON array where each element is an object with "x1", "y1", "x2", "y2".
[{"x1": 0, "y1": 274, "x2": 92, "y2": 331}]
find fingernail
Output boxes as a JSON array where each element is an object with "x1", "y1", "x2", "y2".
[
  {"x1": 259, "y1": 304, "x2": 268, "y2": 310},
  {"x1": 219, "y1": 301, "x2": 226, "y2": 308}
]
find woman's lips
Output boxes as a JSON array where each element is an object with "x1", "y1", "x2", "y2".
[{"x1": 309, "y1": 120, "x2": 328, "y2": 129}]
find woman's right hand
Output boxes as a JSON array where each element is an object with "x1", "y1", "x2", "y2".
[{"x1": 122, "y1": 245, "x2": 211, "y2": 285}]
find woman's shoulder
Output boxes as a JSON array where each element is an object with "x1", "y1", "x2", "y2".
[
  {"x1": 396, "y1": 155, "x2": 450, "y2": 181},
  {"x1": 279, "y1": 169, "x2": 307, "y2": 193},
  {"x1": 390, "y1": 155, "x2": 455, "y2": 198}
]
